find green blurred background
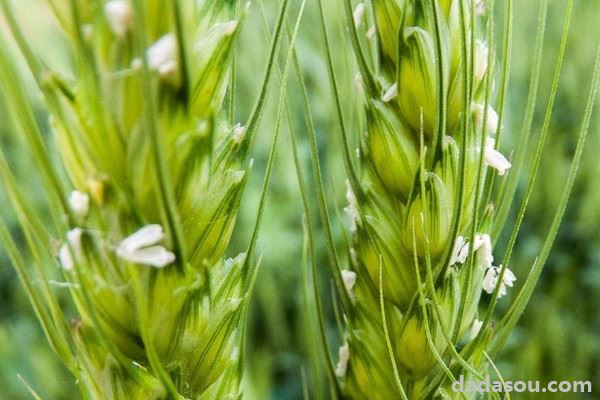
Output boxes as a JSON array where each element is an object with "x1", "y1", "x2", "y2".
[{"x1": 1, "y1": 0, "x2": 599, "y2": 399}]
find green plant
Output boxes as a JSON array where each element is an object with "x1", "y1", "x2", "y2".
[
  {"x1": 304, "y1": 0, "x2": 600, "y2": 398},
  {"x1": 0, "y1": 0, "x2": 289, "y2": 398}
]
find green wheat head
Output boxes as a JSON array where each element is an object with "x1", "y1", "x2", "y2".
[
  {"x1": 0, "y1": 0, "x2": 267, "y2": 398},
  {"x1": 314, "y1": 0, "x2": 600, "y2": 399},
  {"x1": 337, "y1": 1, "x2": 508, "y2": 398}
]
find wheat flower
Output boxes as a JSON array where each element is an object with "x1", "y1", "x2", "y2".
[
  {"x1": 381, "y1": 82, "x2": 398, "y2": 103},
  {"x1": 104, "y1": 0, "x2": 133, "y2": 39},
  {"x1": 471, "y1": 102, "x2": 499, "y2": 134},
  {"x1": 482, "y1": 265, "x2": 516, "y2": 297},
  {"x1": 68, "y1": 190, "x2": 90, "y2": 220},
  {"x1": 335, "y1": 341, "x2": 351, "y2": 378},
  {"x1": 342, "y1": 269, "x2": 358, "y2": 297},
  {"x1": 115, "y1": 225, "x2": 175, "y2": 268},
  {"x1": 484, "y1": 138, "x2": 512, "y2": 175},
  {"x1": 470, "y1": 319, "x2": 483, "y2": 340},
  {"x1": 353, "y1": 3, "x2": 366, "y2": 27},
  {"x1": 450, "y1": 235, "x2": 469, "y2": 265},
  {"x1": 59, "y1": 228, "x2": 84, "y2": 271},
  {"x1": 145, "y1": 33, "x2": 178, "y2": 77}
]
